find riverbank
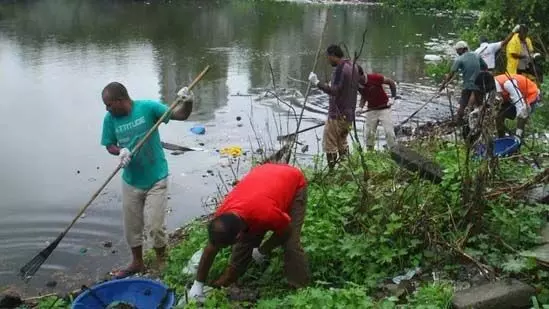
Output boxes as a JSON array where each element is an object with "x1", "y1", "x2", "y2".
[{"x1": 25, "y1": 89, "x2": 549, "y2": 308}]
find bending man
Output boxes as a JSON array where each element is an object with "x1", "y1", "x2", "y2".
[
  {"x1": 189, "y1": 163, "x2": 310, "y2": 301},
  {"x1": 494, "y1": 73, "x2": 541, "y2": 139}
]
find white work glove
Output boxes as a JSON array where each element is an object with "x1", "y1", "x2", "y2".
[
  {"x1": 513, "y1": 24, "x2": 521, "y2": 33},
  {"x1": 468, "y1": 107, "x2": 481, "y2": 130},
  {"x1": 118, "y1": 148, "x2": 131, "y2": 168},
  {"x1": 188, "y1": 280, "x2": 205, "y2": 302},
  {"x1": 308, "y1": 72, "x2": 320, "y2": 86},
  {"x1": 252, "y1": 248, "x2": 266, "y2": 264},
  {"x1": 177, "y1": 87, "x2": 194, "y2": 102},
  {"x1": 516, "y1": 102, "x2": 529, "y2": 119}
]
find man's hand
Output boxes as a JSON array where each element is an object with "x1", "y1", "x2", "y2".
[
  {"x1": 118, "y1": 148, "x2": 131, "y2": 168},
  {"x1": 513, "y1": 24, "x2": 521, "y2": 33},
  {"x1": 252, "y1": 248, "x2": 266, "y2": 264},
  {"x1": 389, "y1": 97, "x2": 399, "y2": 107},
  {"x1": 308, "y1": 72, "x2": 320, "y2": 86},
  {"x1": 188, "y1": 280, "x2": 205, "y2": 302},
  {"x1": 177, "y1": 86, "x2": 194, "y2": 102}
]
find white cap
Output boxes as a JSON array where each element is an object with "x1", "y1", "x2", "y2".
[{"x1": 454, "y1": 41, "x2": 468, "y2": 50}]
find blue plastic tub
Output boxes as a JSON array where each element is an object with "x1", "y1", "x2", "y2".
[
  {"x1": 71, "y1": 278, "x2": 175, "y2": 309},
  {"x1": 474, "y1": 136, "x2": 521, "y2": 158}
]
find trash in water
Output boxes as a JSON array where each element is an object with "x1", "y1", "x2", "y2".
[
  {"x1": 220, "y1": 146, "x2": 243, "y2": 157},
  {"x1": 190, "y1": 125, "x2": 206, "y2": 135},
  {"x1": 102, "y1": 241, "x2": 113, "y2": 248},
  {"x1": 392, "y1": 267, "x2": 420, "y2": 284},
  {"x1": 79, "y1": 248, "x2": 88, "y2": 255},
  {"x1": 236, "y1": 116, "x2": 242, "y2": 121},
  {"x1": 182, "y1": 249, "x2": 204, "y2": 276}
]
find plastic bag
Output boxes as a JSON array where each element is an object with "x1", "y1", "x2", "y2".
[{"x1": 181, "y1": 249, "x2": 204, "y2": 276}]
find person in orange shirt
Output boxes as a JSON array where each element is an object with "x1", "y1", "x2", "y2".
[
  {"x1": 493, "y1": 73, "x2": 541, "y2": 139},
  {"x1": 188, "y1": 163, "x2": 310, "y2": 302}
]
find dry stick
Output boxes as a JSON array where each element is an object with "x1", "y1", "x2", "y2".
[
  {"x1": 285, "y1": 8, "x2": 329, "y2": 164},
  {"x1": 19, "y1": 65, "x2": 211, "y2": 280}
]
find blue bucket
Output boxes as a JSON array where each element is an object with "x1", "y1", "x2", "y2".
[
  {"x1": 71, "y1": 278, "x2": 175, "y2": 309},
  {"x1": 474, "y1": 136, "x2": 521, "y2": 158}
]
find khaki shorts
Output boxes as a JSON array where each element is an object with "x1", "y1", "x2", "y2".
[
  {"x1": 323, "y1": 118, "x2": 351, "y2": 154},
  {"x1": 122, "y1": 178, "x2": 168, "y2": 248},
  {"x1": 230, "y1": 187, "x2": 310, "y2": 288}
]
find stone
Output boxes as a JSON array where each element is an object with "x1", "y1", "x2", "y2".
[
  {"x1": 0, "y1": 290, "x2": 23, "y2": 308},
  {"x1": 452, "y1": 279, "x2": 536, "y2": 309},
  {"x1": 533, "y1": 244, "x2": 549, "y2": 264}
]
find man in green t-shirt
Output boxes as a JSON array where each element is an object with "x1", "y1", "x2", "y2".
[
  {"x1": 439, "y1": 41, "x2": 489, "y2": 123},
  {"x1": 100, "y1": 82, "x2": 193, "y2": 278}
]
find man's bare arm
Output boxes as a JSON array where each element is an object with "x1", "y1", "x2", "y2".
[
  {"x1": 170, "y1": 97, "x2": 193, "y2": 121},
  {"x1": 196, "y1": 243, "x2": 219, "y2": 283},
  {"x1": 106, "y1": 145, "x2": 120, "y2": 155},
  {"x1": 383, "y1": 77, "x2": 397, "y2": 98}
]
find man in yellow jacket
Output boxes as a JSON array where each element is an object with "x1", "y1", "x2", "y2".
[
  {"x1": 506, "y1": 25, "x2": 534, "y2": 77},
  {"x1": 493, "y1": 73, "x2": 541, "y2": 139}
]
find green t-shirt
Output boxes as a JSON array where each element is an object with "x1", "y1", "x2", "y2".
[
  {"x1": 101, "y1": 100, "x2": 170, "y2": 190},
  {"x1": 451, "y1": 51, "x2": 488, "y2": 90}
]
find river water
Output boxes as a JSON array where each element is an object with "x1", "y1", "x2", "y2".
[{"x1": 0, "y1": 0, "x2": 467, "y2": 295}]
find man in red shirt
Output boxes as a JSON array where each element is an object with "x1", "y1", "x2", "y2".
[
  {"x1": 188, "y1": 163, "x2": 309, "y2": 301},
  {"x1": 357, "y1": 68, "x2": 399, "y2": 151}
]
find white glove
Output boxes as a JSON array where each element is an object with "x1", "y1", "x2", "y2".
[
  {"x1": 513, "y1": 24, "x2": 521, "y2": 33},
  {"x1": 308, "y1": 72, "x2": 320, "y2": 86},
  {"x1": 177, "y1": 87, "x2": 194, "y2": 102},
  {"x1": 118, "y1": 148, "x2": 131, "y2": 168},
  {"x1": 389, "y1": 97, "x2": 398, "y2": 107},
  {"x1": 188, "y1": 280, "x2": 205, "y2": 302},
  {"x1": 252, "y1": 248, "x2": 266, "y2": 264},
  {"x1": 516, "y1": 102, "x2": 529, "y2": 119},
  {"x1": 177, "y1": 87, "x2": 189, "y2": 97}
]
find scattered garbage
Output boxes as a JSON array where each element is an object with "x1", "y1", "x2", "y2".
[
  {"x1": 182, "y1": 249, "x2": 203, "y2": 276},
  {"x1": 392, "y1": 267, "x2": 421, "y2": 284},
  {"x1": 190, "y1": 125, "x2": 206, "y2": 135},
  {"x1": 424, "y1": 54, "x2": 443, "y2": 61},
  {"x1": 46, "y1": 280, "x2": 57, "y2": 288},
  {"x1": 220, "y1": 146, "x2": 243, "y2": 157},
  {"x1": 79, "y1": 247, "x2": 88, "y2": 255}
]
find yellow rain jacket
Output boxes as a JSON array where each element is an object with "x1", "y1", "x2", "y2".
[{"x1": 506, "y1": 33, "x2": 534, "y2": 74}]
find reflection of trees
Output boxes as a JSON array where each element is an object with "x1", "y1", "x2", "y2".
[{"x1": 1, "y1": 0, "x2": 466, "y2": 119}]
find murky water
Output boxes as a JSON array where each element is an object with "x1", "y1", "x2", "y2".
[{"x1": 0, "y1": 0, "x2": 467, "y2": 295}]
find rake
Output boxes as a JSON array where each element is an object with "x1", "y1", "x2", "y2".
[{"x1": 19, "y1": 65, "x2": 211, "y2": 281}]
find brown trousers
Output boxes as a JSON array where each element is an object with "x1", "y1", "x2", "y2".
[{"x1": 230, "y1": 187, "x2": 310, "y2": 287}]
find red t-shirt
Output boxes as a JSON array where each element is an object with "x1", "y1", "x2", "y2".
[
  {"x1": 215, "y1": 163, "x2": 307, "y2": 235},
  {"x1": 358, "y1": 73, "x2": 389, "y2": 109}
]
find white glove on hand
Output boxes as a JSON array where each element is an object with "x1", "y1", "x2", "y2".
[
  {"x1": 516, "y1": 102, "x2": 529, "y2": 119},
  {"x1": 389, "y1": 97, "x2": 398, "y2": 107},
  {"x1": 118, "y1": 148, "x2": 131, "y2": 168},
  {"x1": 308, "y1": 72, "x2": 320, "y2": 86},
  {"x1": 252, "y1": 248, "x2": 266, "y2": 264},
  {"x1": 188, "y1": 280, "x2": 205, "y2": 302},
  {"x1": 177, "y1": 86, "x2": 189, "y2": 97},
  {"x1": 513, "y1": 24, "x2": 521, "y2": 33}
]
